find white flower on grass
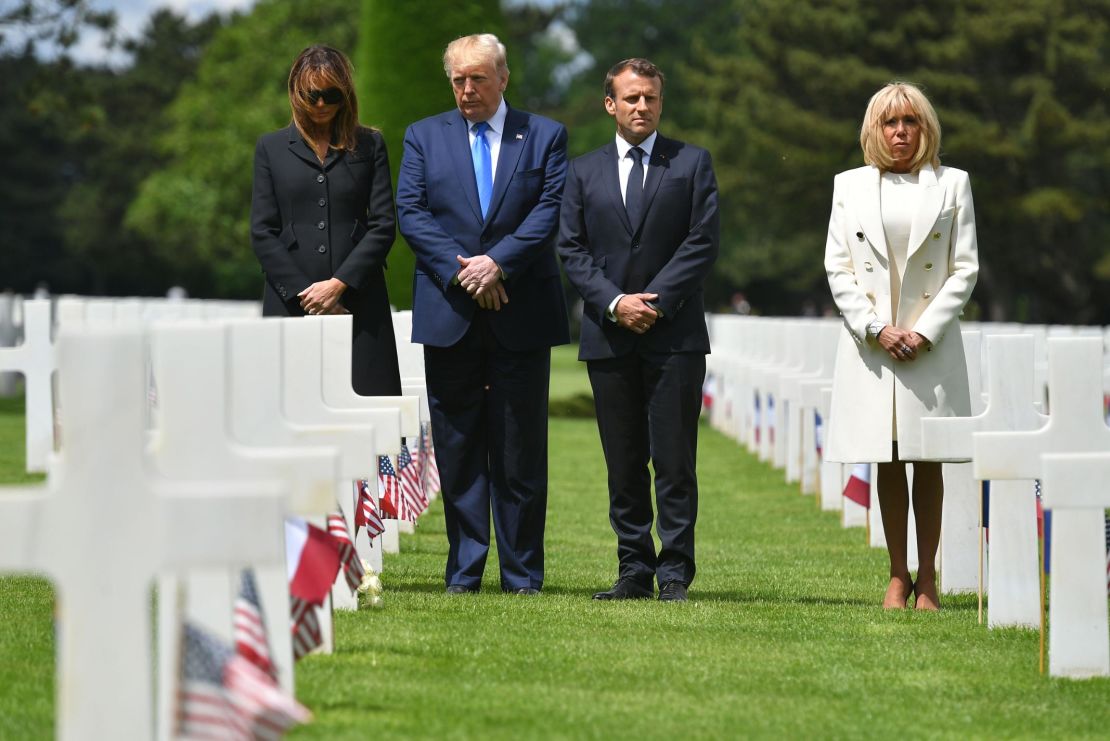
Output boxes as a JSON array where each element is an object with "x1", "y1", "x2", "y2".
[{"x1": 358, "y1": 560, "x2": 385, "y2": 608}]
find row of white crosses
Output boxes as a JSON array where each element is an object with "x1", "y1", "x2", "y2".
[
  {"x1": 0, "y1": 296, "x2": 431, "y2": 738},
  {"x1": 706, "y1": 315, "x2": 1110, "y2": 678},
  {"x1": 0, "y1": 295, "x2": 263, "y2": 473}
]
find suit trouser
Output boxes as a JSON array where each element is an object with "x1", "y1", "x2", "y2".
[
  {"x1": 424, "y1": 316, "x2": 551, "y2": 590},
  {"x1": 587, "y1": 351, "x2": 705, "y2": 587}
]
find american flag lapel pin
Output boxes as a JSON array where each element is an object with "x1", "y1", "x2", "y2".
[{"x1": 515, "y1": 133, "x2": 524, "y2": 140}]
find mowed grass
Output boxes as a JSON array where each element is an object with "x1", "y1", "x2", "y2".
[{"x1": 1, "y1": 377, "x2": 1109, "y2": 738}]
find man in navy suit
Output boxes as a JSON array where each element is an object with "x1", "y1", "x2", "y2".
[
  {"x1": 558, "y1": 58, "x2": 719, "y2": 602},
  {"x1": 397, "y1": 33, "x2": 569, "y2": 595}
]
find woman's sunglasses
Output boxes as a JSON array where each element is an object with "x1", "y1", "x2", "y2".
[{"x1": 304, "y1": 87, "x2": 344, "y2": 105}]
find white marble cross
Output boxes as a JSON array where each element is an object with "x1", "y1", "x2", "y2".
[
  {"x1": 225, "y1": 318, "x2": 386, "y2": 629},
  {"x1": 321, "y1": 313, "x2": 426, "y2": 542},
  {"x1": 0, "y1": 327, "x2": 289, "y2": 741},
  {"x1": 149, "y1": 320, "x2": 342, "y2": 708},
  {"x1": 817, "y1": 387, "x2": 841, "y2": 511},
  {"x1": 0, "y1": 299, "x2": 56, "y2": 472},
  {"x1": 285, "y1": 317, "x2": 414, "y2": 556},
  {"x1": 798, "y1": 321, "x2": 840, "y2": 496},
  {"x1": 922, "y1": 334, "x2": 1045, "y2": 625},
  {"x1": 976, "y1": 337, "x2": 1110, "y2": 677},
  {"x1": 932, "y1": 330, "x2": 985, "y2": 595},
  {"x1": 0, "y1": 291, "x2": 19, "y2": 396}
]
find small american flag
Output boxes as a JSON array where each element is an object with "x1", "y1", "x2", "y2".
[
  {"x1": 378, "y1": 455, "x2": 400, "y2": 519},
  {"x1": 234, "y1": 569, "x2": 276, "y2": 681},
  {"x1": 421, "y1": 422, "x2": 441, "y2": 498},
  {"x1": 814, "y1": 410, "x2": 824, "y2": 458},
  {"x1": 752, "y1": 392, "x2": 761, "y2": 445},
  {"x1": 178, "y1": 621, "x2": 310, "y2": 739},
  {"x1": 327, "y1": 509, "x2": 365, "y2": 592},
  {"x1": 290, "y1": 598, "x2": 322, "y2": 661},
  {"x1": 1104, "y1": 511, "x2": 1109, "y2": 596},
  {"x1": 353, "y1": 479, "x2": 385, "y2": 538},
  {"x1": 398, "y1": 442, "x2": 427, "y2": 520}
]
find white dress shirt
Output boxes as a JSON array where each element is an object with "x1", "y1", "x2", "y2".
[
  {"x1": 608, "y1": 131, "x2": 660, "y2": 321},
  {"x1": 466, "y1": 98, "x2": 508, "y2": 184}
]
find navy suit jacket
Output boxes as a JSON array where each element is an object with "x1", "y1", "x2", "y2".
[
  {"x1": 397, "y1": 104, "x2": 570, "y2": 350},
  {"x1": 558, "y1": 134, "x2": 720, "y2": 360}
]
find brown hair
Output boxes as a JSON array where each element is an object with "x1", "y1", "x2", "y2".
[
  {"x1": 859, "y1": 82, "x2": 942, "y2": 173},
  {"x1": 604, "y1": 58, "x2": 665, "y2": 99},
  {"x1": 287, "y1": 45, "x2": 361, "y2": 152}
]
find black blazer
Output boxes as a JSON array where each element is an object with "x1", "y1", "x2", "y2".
[
  {"x1": 557, "y1": 134, "x2": 720, "y2": 360},
  {"x1": 251, "y1": 124, "x2": 401, "y2": 395}
]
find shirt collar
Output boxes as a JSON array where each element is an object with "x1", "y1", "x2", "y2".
[
  {"x1": 615, "y1": 130, "x2": 657, "y2": 159},
  {"x1": 470, "y1": 98, "x2": 508, "y2": 137}
]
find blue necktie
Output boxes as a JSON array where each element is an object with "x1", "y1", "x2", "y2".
[{"x1": 471, "y1": 121, "x2": 493, "y2": 219}]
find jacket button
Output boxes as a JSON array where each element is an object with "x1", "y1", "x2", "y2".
[
  {"x1": 932, "y1": 232, "x2": 941, "y2": 239},
  {"x1": 318, "y1": 198, "x2": 326, "y2": 207},
  {"x1": 863, "y1": 261, "x2": 873, "y2": 271},
  {"x1": 924, "y1": 262, "x2": 934, "y2": 270},
  {"x1": 316, "y1": 174, "x2": 325, "y2": 183},
  {"x1": 317, "y1": 244, "x2": 327, "y2": 253},
  {"x1": 923, "y1": 291, "x2": 932, "y2": 299},
  {"x1": 856, "y1": 231, "x2": 864, "y2": 241},
  {"x1": 317, "y1": 220, "x2": 326, "y2": 230}
]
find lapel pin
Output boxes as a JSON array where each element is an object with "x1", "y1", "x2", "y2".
[
  {"x1": 515, "y1": 133, "x2": 524, "y2": 140},
  {"x1": 856, "y1": 231, "x2": 865, "y2": 241}
]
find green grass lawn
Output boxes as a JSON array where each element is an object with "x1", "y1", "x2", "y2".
[
  {"x1": 1, "y1": 379, "x2": 1109, "y2": 738},
  {"x1": 549, "y1": 343, "x2": 592, "y2": 400}
]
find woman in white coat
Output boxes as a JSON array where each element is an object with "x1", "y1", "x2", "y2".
[{"x1": 824, "y1": 82, "x2": 978, "y2": 610}]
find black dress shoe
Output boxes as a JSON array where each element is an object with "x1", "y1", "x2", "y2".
[
  {"x1": 510, "y1": 587, "x2": 540, "y2": 595},
  {"x1": 658, "y1": 581, "x2": 688, "y2": 602},
  {"x1": 592, "y1": 578, "x2": 653, "y2": 600},
  {"x1": 446, "y1": 585, "x2": 477, "y2": 595}
]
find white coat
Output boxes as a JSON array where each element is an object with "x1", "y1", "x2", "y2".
[{"x1": 824, "y1": 163, "x2": 979, "y2": 462}]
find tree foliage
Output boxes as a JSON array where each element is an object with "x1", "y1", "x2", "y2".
[
  {"x1": 0, "y1": 9, "x2": 218, "y2": 295},
  {"x1": 0, "y1": 0, "x2": 115, "y2": 51}
]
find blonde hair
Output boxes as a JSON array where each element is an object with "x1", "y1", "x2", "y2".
[
  {"x1": 288, "y1": 45, "x2": 361, "y2": 152},
  {"x1": 859, "y1": 82, "x2": 941, "y2": 173},
  {"x1": 443, "y1": 33, "x2": 508, "y2": 80}
]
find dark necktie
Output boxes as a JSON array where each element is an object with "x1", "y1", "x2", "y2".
[{"x1": 624, "y1": 145, "x2": 645, "y2": 227}]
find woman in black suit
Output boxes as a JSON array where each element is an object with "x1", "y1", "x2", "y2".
[{"x1": 251, "y1": 45, "x2": 401, "y2": 396}]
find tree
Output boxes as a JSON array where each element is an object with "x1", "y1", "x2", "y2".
[
  {"x1": 59, "y1": 9, "x2": 223, "y2": 295},
  {"x1": 0, "y1": 0, "x2": 115, "y2": 51},
  {"x1": 0, "y1": 49, "x2": 85, "y2": 293},
  {"x1": 357, "y1": 0, "x2": 506, "y2": 308}
]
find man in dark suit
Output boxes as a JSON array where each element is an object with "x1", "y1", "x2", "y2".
[
  {"x1": 397, "y1": 33, "x2": 569, "y2": 595},
  {"x1": 558, "y1": 58, "x2": 719, "y2": 602}
]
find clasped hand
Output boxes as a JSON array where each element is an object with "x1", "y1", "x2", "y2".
[
  {"x1": 456, "y1": 255, "x2": 509, "y2": 311},
  {"x1": 298, "y1": 278, "x2": 349, "y2": 315},
  {"x1": 615, "y1": 293, "x2": 660, "y2": 335},
  {"x1": 877, "y1": 326, "x2": 929, "y2": 362}
]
